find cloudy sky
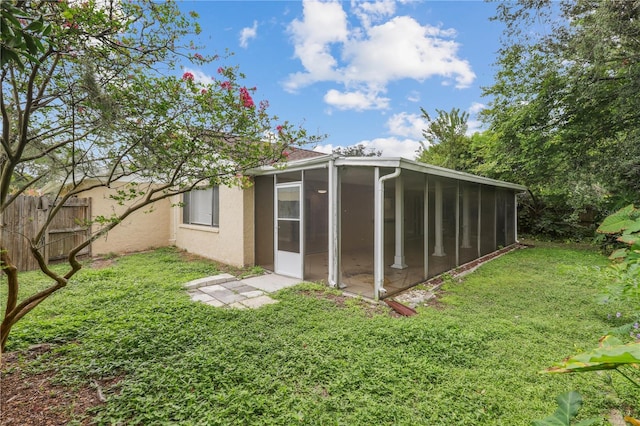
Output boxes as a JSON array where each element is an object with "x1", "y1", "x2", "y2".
[{"x1": 180, "y1": 0, "x2": 504, "y2": 160}]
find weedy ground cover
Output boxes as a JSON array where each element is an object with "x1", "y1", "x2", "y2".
[{"x1": 1, "y1": 245, "x2": 635, "y2": 424}]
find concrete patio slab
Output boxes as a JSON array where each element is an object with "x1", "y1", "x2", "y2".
[
  {"x1": 184, "y1": 273, "x2": 236, "y2": 290},
  {"x1": 239, "y1": 274, "x2": 303, "y2": 293}
]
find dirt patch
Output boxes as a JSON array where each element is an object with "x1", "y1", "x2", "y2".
[
  {"x1": 1, "y1": 346, "x2": 121, "y2": 426},
  {"x1": 298, "y1": 290, "x2": 402, "y2": 318},
  {"x1": 88, "y1": 258, "x2": 117, "y2": 269}
]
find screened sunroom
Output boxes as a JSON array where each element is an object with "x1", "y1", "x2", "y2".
[{"x1": 252, "y1": 155, "x2": 526, "y2": 300}]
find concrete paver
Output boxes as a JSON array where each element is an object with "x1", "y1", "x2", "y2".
[
  {"x1": 204, "y1": 299, "x2": 225, "y2": 308},
  {"x1": 185, "y1": 272, "x2": 303, "y2": 310},
  {"x1": 239, "y1": 295, "x2": 279, "y2": 308},
  {"x1": 239, "y1": 290, "x2": 265, "y2": 298},
  {"x1": 190, "y1": 292, "x2": 215, "y2": 303}
]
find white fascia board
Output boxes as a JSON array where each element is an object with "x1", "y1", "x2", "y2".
[
  {"x1": 247, "y1": 154, "x2": 334, "y2": 175},
  {"x1": 335, "y1": 157, "x2": 527, "y2": 192},
  {"x1": 398, "y1": 159, "x2": 528, "y2": 192},
  {"x1": 249, "y1": 155, "x2": 527, "y2": 192}
]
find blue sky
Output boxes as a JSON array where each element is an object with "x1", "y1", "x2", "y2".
[{"x1": 179, "y1": 0, "x2": 505, "y2": 159}]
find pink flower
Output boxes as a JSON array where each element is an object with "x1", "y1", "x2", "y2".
[
  {"x1": 276, "y1": 125, "x2": 283, "y2": 133},
  {"x1": 220, "y1": 81, "x2": 231, "y2": 90},
  {"x1": 240, "y1": 87, "x2": 254, "y2": 108},
  {"x1": 201, "y1": 88, "x2": 207, "y2": 95},
  {"x1": 282, "y1": 151, "x2": 290, "y2": 158},
  {"x1": 182, "y1": 72, "x2": 194, "y2": 81},
  {"x1": 193, "y1": 53, "x2": 203, "y2": 60},
  {"x1": 217, "y1": 67, "x2": 224, "y2": 74}
]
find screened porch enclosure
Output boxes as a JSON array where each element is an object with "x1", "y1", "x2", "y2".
[
  {"x1": 339, "y1": 168, "x2": 519, "y2": 299},
  {"x1": 253, "y1": 159, "x2": 523, "y2": 300}
]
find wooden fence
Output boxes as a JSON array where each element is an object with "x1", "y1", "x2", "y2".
[{"x1": 1, "y1": 196, "x2": 92, "y2": 272}]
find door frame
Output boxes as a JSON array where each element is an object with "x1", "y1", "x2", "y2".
[{"x1": 274, "y1": 182, "x2": 304, "y2": 278}]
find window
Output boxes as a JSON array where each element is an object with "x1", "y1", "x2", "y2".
[{"x1": 183, "y1": 186, "x2": 219, "y2": 227}]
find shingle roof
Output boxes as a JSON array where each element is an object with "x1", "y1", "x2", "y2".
[{"x1": 286, "y1": 147, "x2": 326, "y2": 161}]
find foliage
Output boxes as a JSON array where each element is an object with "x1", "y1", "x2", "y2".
[
  {"x1": 0, "y1": 1, "x2": 321, "y2": 350},
  {"x1": 597, "y1": 205, "x2": 640, "y2": 304},
  {"x1": 2, "y1": 245, "x2": 635, "y2": 424},
  {"x1": 0, "y1": 1, "x2": 52, "y2": 70},
  {"x1": 545, "y1": 336, "x2": 640, "y2": 379},
  {"x1": 480, "y1": 0, "x2": 640, "y2": 237},
  {"x1": 532, "y1": 391, "x2": 598, "y2": 426},
  {"x1": 416, "y1": 107, "x2": 476, "y2": 172},
  {"x1": 332, "y1": 143, "x2": 382, "y2": 157}
]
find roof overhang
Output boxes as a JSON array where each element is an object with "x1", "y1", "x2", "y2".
[{"x1": 248, "y1": 155, "x2": 527, "y2": 192}]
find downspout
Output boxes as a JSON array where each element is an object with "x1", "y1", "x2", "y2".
[{"x1": 374, "y1": 167, "x2": 401, "y2": 300}]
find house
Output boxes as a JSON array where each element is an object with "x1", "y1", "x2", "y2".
[{"x1": 171, "y1": 150, "x2": 526, "y2": 300}]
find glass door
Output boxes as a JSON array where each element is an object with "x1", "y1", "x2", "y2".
[{"x1": 275, "y1": 183, "x2": 303, "y2": 278}]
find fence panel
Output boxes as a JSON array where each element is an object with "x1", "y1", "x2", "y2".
[{"x1": 1, "y1": 196, "x2": 91, "y2": 271}]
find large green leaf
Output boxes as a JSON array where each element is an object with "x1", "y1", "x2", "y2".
[
  {"x1": 609, "y1": 248, "x2": 628, "y2": 260},
  {"x1": 598, "y1": 205, "x2": 638, "y2": 234},
  {"x1": 618, "y1": 234, "x2": 639, "y2": 245},
  {"x1": 531, "y1": 391, "x2": 596, "y2": 426},
  {"x1": 545, "y1": 336, "x2": 640, "y2": 374}
]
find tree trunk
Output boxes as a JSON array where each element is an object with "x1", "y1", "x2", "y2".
[{"x1": 1, "y1": 249, "x2": 19, "y2": 354}]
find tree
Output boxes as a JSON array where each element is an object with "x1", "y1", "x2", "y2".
[
  {"x1": 416, "y1": 107, "x2": 475, "y2": 172},
  {"x1": 481, "y1": 0, "x2": 640, "y2": 235},
  {"x1": 332, "y1": 143, "x2": 382, "y2": 157},
  {"x1": 0, "y1": 1, "x2": 321, "y2": 351}
]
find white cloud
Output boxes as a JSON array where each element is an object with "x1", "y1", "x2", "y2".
[
  {"x1": 313, "y1": 144, "x2": 335, "y2": 154},
  {"x1": 285, "y1": 0, "x2": 476, "y2": 111},
  {"x1": 324, "y1": 89, "x2": 390, "y2": 111},
  {"x1": 386, "y1": 112, "x2": 427, "y2": 139},
  {"x1": 342, "y1": 16, "x2": 474, "y2": 88},
  {"x1": 285, "y1": 0, "x2": 348, "y2": 91},
  {"x1": 239, "y1": 21, "x2": 258, "y2": 48},
  {"x1": 407, "y1": 90, "x2": 421, "y2": 102},
  {"x1": 182, "y1": 67, "x2": 214, "y2": 86},
  {"x1": 357, "y1": 137, "x2": 422, "y2": 159},
  {"x1": 314, "y1": 137, "x2": 422, "y2": 160},
  {"x1": 467, "y1": 102, "x2": 486, "y2": 134},
  {"x1": 351, "y1": 0, "x2": 396, "y2": 28},
  {"x1": 469, "y1": 102, "x2": 485, "y2": 114}
]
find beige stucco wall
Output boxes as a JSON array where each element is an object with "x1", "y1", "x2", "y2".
[
  {"x1": 79, "y1": 182, "x2": 171, "y2": 256},
  {"x1": 172, "y1": 185, "x2": 255, "y2": 267}
]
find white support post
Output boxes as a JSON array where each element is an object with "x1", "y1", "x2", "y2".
[
  {"x1": 328, "y1": 159, "x2": 339, "y2": 288},
  {"x1": 461, "y1": 186, "x2": 472, "y2": 249},
  {"x1": 424, "y1": 175, "x2": 429, "y2": 279},
  {"x1": 514, "y1": 192, "x2": 519, "y2": 243},
  {"x1": 432, "y1": 180, "x2": 446, "y2": 257},
  {"x1": 477, "y1": 185, "x2": 482, "y2": 258},
  {"x1": 455, "y1": 181, "x2": 460, "y2": 266},
  {"x1": 391, "y1": 174, "x2": 407, "y2": 269}
]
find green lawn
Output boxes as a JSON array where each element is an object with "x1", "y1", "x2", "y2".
[{"x1": 2, "y1": 245, "x2": 637, "y2": 424}]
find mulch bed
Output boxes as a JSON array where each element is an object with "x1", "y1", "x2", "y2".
[{"x1": 1, "y1": 345, "x2": 119, "y2": 426}]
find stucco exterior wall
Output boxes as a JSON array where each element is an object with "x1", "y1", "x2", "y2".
[
  {"x1": 79, "y1": 182, "x2": 171, "y2": 256},
  {"x1": 172, "y1": 185, "x2": 255, "y2": 267}
]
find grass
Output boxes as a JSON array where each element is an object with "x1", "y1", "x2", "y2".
[{"x1": 2, "y1": 245, "x2": 637, "y2": 424}]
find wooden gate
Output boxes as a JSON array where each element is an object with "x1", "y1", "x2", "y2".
[{"x1": 1, "y1": 196, "x2": 92, "y2": 272}]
